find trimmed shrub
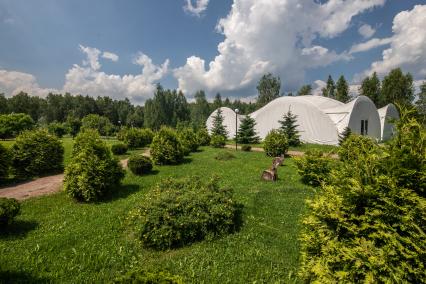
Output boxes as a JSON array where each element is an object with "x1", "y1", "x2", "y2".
[
  {"x1": 215, "y1": 151, "x2": 236, "y2": 161},
  {"x1": 294, "y1": 150, "x2": 335, "y2": 186},
  {"x1": 241, "y1": 144, "x2": 252, "y2": 152},
  {"x1": 81, "y1": 114, "x2": 113, "y2": 136},
  {"x1": 117, "y1": 128, "x2": 154, "y2": 149},
  {"x1": 127, "y1": 176, "x2": 242, "y2": 250},
  {"x1": 179, "y1": 128, "x2": 199, "y2": 154},
  {"x1": 11, "y1": 129, "x2": 64, "y2": 178},
  {"x1": 0, "y1": 113, "x2": 34, "y2": 139},
  {"x1": 150, "y1": 127, "x2": 184, "y2": 165},
  {"x1": 0, "y1": 144, "x2": 11, "y2": 183},
  {"x1": 128, "y1": 155, "x2": 153, "y2": 175},
  {"x1": 263, "y1": 130, "x2": 288, "y2": 157},
  {"x1": 196, "y1": 128, "x2": 211, "y2": 146},
  {"x1": 48, "y1": 122, "x2": 68, "y2": 138},
  {"x1": 111, "y1": 143, "x2": 128, "y2": 155},
  {"x1": 64, "y1": 129, "x2": 125, "y2": 202},
  {"x1": 0, "y1": 198, "x2": 20, "y2": 226},
  {"x1": 210, "y1": 134, "x2": 226, "y2": 148},
  {"x1": 113, "y1": 269, "x2": 183, "y2": 284}
]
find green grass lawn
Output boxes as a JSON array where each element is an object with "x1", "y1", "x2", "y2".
[
  {"x1": 226, "y1": 140, "x2": 337, "y2": 153},
  {"x1": 0, "y1": 147, "x2": 313, "y2": 283}
]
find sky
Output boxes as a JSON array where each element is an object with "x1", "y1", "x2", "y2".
[{"x1": 0, "y1": 0, "x2": 425, "y2": 104}]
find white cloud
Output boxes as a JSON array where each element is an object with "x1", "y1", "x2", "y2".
[
  {"x1": 174, "y1": 0, "x2": 384, "y2": 97},
  {"x1": 358, "y1": 24, "x2": 376, "y2": 39},
  {"x1": 355, "y1": 5, "x2": 426, "y2": 82},
  {"x1": 312, "y1": 80, "x2": 327, "y2": 96},
  {"x1": 183, "y1": 0, "x2": 209, "y2": 17},
  {"x1": 349, "y1": 37, "x2": 392, "y2": 54},
  {"x1": 102, "y1": 51, "x2": 119, "y2": 62},
  {"x1": 79, "y1": 44, "x2": 101, "y2": 70},
  {"x1": 0, "y1": 70, "x2": 59, "y2": 97}
]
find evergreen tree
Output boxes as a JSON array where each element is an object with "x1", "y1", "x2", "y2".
[
  {"x1": 211, "y1": 108, "x2": 228, "y2": 137},
  {"x1": 213, "y1": 93, "x2": 223, "y2": 110},
  {"x1": 359, "y1": 72, "x2": 381, "y2": 107},
  {"x1": 338, "y1": 127, "x2": 352, "y2": 145},
  {"x1": 236, "y1": 116, "x2": 259, "y2": 144},
  {"x1": 322, "y1": 75, "x2": 335, "y2": 99},
  {"x1": 279, "y1": 109, "x2": 301, "y2": 146},
  {"x1": 297, "y1": 84, "x2": 312, "y2": 96},
  {"x1": 335, "y1": 75, "x2": 350, "y2": 103},
  {"x1": 256, "y1": 73, "x2": 281, "y2": 107},
  {"x1": 415, "y1": 80, "x2": 426, "y2": 125}
]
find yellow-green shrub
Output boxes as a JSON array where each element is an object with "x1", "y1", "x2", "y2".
[{"x1": 150, "y1": 127, "x2": 184, "y2": 165}]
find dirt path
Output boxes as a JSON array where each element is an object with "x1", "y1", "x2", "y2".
[{"x1": 0, "y1": 149, "x2": 151, "y2": 201}]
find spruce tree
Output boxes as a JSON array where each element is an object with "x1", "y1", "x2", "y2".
[
  {"x1": 279, "y1": 109, "x2": 301, "y2": 146},
  {"x1": 338, "y1": 127, "x2": 351, "y2": 145},
  {"x1": 211, "y1": 108, "x2": 228, "y2": 137},
  {"x1": 322, "y1": 75, "x2": 335, "y2": 99},
  {"x1": 236, "y1": 116, "x2": 259, "y2": 144},
  {"x1": 335, "y1": 75, "x2": 350, "y2": 103}
]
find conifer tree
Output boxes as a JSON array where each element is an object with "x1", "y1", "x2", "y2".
[
  {"x1": 322, "y1": 75, "x2": 335, "y2": 99},
  {"x1": 335, "y1": 75, "x2": 350, "y2": 103},
  {"x1": 279, "y1": 109, "x2": 301, "y2": 146},
  {"x1": 338, "y1": 127, "x2": 351, "y2": 145},
  {"x1": 211, "y1": 108, "x2": 228, "y2": 137},
  {"x1": 236, "y1": 116, "x2": 259, "y2": 144}
]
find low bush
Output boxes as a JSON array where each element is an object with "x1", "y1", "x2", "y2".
[
  {"x1": 179, "y1": 128, "x2": 199, "y2": 154},
  {"x1": 111, "y1": 143, "x2": 128, "y2": 155},
  {"x1": 113, "y1": 269, "x2": 183, "y2": 284},
  {"x1": 64, "y1": 129, "x2": 125, "y2": 202},
  {"x1": 48, "y1": 122, "x2": 68, "y2": 138},
  {"x1": 241, "y1": 144, "x2": 251, "y2": 152},
  {"x1": 0, "y1": 144, "x2": 11, "y2": 183},
  {"x1": 294, "y1": 150, "x2": 335, "y2": 187},
  {"x1": 128, "y1": 155, "x2": 153, "y2": 175},
  {"x1": 210, "y1": 135, "x2": 226, "y2": 148},
  {"x1": 196, "y1": 128, "x2": 211, "y2": 146},
  {"x1": 117, "y1": 128, "x2": 154, "y2": 149},
  {"x1": 11, "y1": 129, "x2": 64, "y2": 178},
  {"x1": 127, "y1": 176, "x2": 242, "y2": 250},
  {"x1": 215, "y1": 151, "x2": 236, "y2": 161},
  {"x1": 0, "y1": 113, "x2": 34, "y2": 139},
  {"x1": 150, "y1": 127, "x2": 184, "y2": 165},
  {"x1": 263, "y1": 130, "x2": 288, "y2": 157},
  {"x1": 0, "y1": 198, "x2": 20, "y2": 226}
]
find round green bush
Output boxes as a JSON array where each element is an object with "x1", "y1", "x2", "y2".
[
  {"x1": 0, "y1": 197, "x2": 20, "y2": 226},
  {"x1": 11, "y1": 129, "x2": 64, "y2": 178},
  {"x1": 128, "y1": 155, "x2": 153, "y2": 175},
  {"x1": 48, "y1": 122, "x2": 67, "y2": 138},
  {"x1": 127, "y1": 176, "x2": 242, "y2": 250},
  {"x1": 210, "y1": 134, "x2": 226, "y2": 148},
  {"x1": 214, "y1": 151, "x2": 236, "y2": 161},
  {"x1": 111, "y1": 143, "x2": 128, "y2": 155},
  {"x1": 295, "y1": 150, "x2": 334, "y2": 186},
  {"x1": 64, "y1": 129, "x2": 125, "y2": 202},
  {"x1": 196, "y1": 128, "x2": 211, "y2": 146},
  {"x1": 150, "y1": 127, "x2": 184, "y2": 165},
  {"x1": 0, "y1": 144, "x2": 11, "y2": 183},
  {"x1": 113, "y1": 269, "x2": 183, "y2": 284},
  {"x1": 241, "y1": 144, "x2": 252, "y2": 152},
  {"x1": 263, "y1": 130, "x2": 288, "y2": 157},
  {"x1": 179, "y1": 128, "x2": 199, "y2": 154},
  {"x1": 117, "y1": 128, "x2": 154, "y2": 149}
]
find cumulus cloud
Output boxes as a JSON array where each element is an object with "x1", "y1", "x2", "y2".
[
  {"x1": 183, "y1": 0, "x2": 209, "y2": 17},
  {"x1": 358, "y1": 24, "x2": 376, "y2": 39},
  {"x1": 102, "y1": 51, "x2": 119, "y2": 62},
  {"x1": 355, "y1": 5, "x2": 426, "y2": 82},
  {"x1": 349, "y1": 37, "x2": 392, "y2": 54},
  {"x1": 174, "y1": 0, "x2": 384, "y2": 97},
  {"x1": 0, "y1": 70, "x2": 59, "y2": 97}
]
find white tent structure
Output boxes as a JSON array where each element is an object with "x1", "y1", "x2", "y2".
[{"x1": 206, "y1": 95, "x2": 398, "y2": 145}]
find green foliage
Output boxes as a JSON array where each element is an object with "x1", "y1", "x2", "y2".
[
  {"x1": 11, "y1": 129, "x2": 64, "y2": 178},
  {"x1": 335, "y1": 75, "x2": 350, "y2": 103},
  {"x1": 65, "y1": 116, "x2": 81, "y2": 138},
  {"x1": 210, "y1": 134, "x2": 226, "y2": 148},
  {"x1": 256, "y1": 73, "x2": 281, "y2": 107},
  {"x1": 241, "y1": 144, "x2": 251, "y2": 152},
  {"x1": 127, "y1": 176, "x2": 242, "y2": 250},
  {"x1": 322, "y1": 75, "x2": 335, "y2": 99},
  {"x1": 416, "y1": 80, "x2": 426, "y2": 125},
  {"x1": 117, "y1": 128, "x2": 153, "y2": 149},
  {"x1": 81, "y1": 114, "x2": 113, "y2": 136},
  {"x1": 381, "y1": 68, "x2": 414, "y2": 108},
  {"x1": 111, "y1": 143, "x2": 128, "y2": 155},
  {"x1": 299, "y1": 114, "x2": 426, "y2": 283},
  {"x1": 178, "y1": 128, "x2": 199, "y2": 154},
  {"x1": 338, "y1": 127, "x2": 352, "y2": 145},
  {"x1": 0, "y1": 113, "x2": 34, "y2": 139},
  {"x1": 128, "y1": 155, "x2": 153, "y2": 176},
  {"x1": 196, "y1": 128, "x2": 211, "y2": 146},
  {"x1": 236, "y1": 116, "x2": 259, "y2": 144},
  {"x1": 64, "y1": 129, "x2": 125, "y2": 202},
  {"x1": 48, "y1": 122, "x2": 68, "y2": 138},
  {"x1": 0, "y1": 144, "x2": 11, "y2": 183},
  {"x1": 295, "y1": 150, "x2": 334, "y2": 186},
  {"x1": 263, "y1": 130, "x2": 288, "y2": 157},
  {"x1": 214, "y1": 151, "x2": 236, "y2": 160},
  {"x1": 190, "y1": 90, "x2": 211, "y2": 128},
  {"x1": 279, "y1": 109, "x2": 301, "y2": 146},
  {"x1": 297, "y1": 84, "x2": 312, "y2": 96},
  {"x1": 113, "y1": 269, "x2": 183, "y2": 284},
  {"x1": 210, "y1": 108, "x2": 228, "y2": 137},
  {"x1": 360, "y1": 72, "x2": 381, "y2": 107},
  {"x1": 0, "y1": 198, "x2": 20, "y2": 226},
  {"x1": 150, "y1": 127, "x2": 185, "y2": 165}
]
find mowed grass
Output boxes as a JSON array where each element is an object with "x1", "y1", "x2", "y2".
[{"x1": 0, "y1": 147, "x2": 313, "y2": 283}]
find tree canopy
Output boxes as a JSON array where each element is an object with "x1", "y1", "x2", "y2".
[{"x1": 256, "y1": 73, "x2": 281, "y2": 107}]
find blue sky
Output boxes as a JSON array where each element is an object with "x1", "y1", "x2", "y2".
[{"x1": 0, "y1": 0, "x2": 425, "y2": 103}]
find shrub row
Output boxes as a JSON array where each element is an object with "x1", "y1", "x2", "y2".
[{"x1": 117, "y1": 128, "x2": 154, "y2": 149}]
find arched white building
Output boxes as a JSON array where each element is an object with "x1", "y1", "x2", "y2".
[{"x1": 206, "y1": 95, "x2": 398, "y2": 145}]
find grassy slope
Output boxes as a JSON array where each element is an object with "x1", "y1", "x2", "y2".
[{"x1": 0, "y1": 147, "x2": 313, "y2": 283}]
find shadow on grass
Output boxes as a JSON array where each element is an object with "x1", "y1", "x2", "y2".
[
  {"x1": 0, "y1": 220, "x2": 38, "y2": 240},
  {"x1": 0, "y1": 270, "x2": 49, "y2": 284},
  {"x1": 102, "y1": 184, "x2": 140, "y2": 202}
]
